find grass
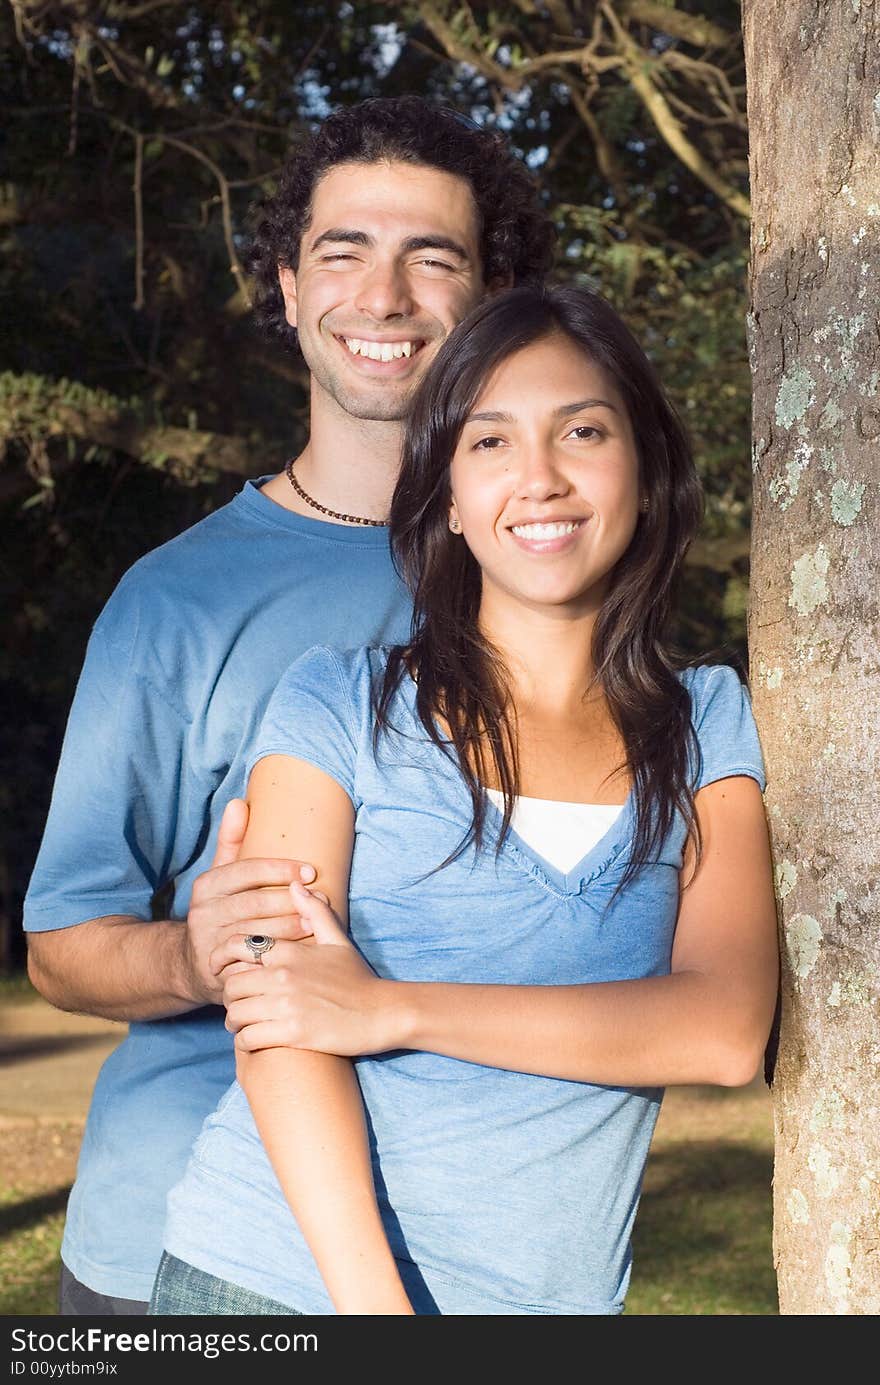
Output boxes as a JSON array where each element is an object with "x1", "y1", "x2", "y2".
[
  {"x1": 627, "y1": 1141, "x2": 776, "y2": 1314},
  {"x1": 627, "y1": 1083, "x2": 777, "y2": 1314},
  {"x1": 0, "y1": 1125, "x2": 79, "y2": 1317}
]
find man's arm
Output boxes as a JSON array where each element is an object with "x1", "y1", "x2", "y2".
[
  {"x1": 26, "y1": 799, "x2": 316, "y2": 1022},
  {"x1": 23, "y1": 598, "x2": 316, "y2": 1023}
]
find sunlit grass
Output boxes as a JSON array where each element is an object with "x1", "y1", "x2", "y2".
[
  {"x1": 627, "y1": 1140, "x2": 777, "y2": 1314},
  {"x1": 0, "y1": 1123, "x2": 78, "y2": 1317}
]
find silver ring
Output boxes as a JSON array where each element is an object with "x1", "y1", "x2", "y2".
[{"x1": 244, "y1": 934, "x2": 276, "y2": 963}]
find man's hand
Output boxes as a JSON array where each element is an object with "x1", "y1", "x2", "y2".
[
  {"x1": 182, "y1": 800, "x2": 318, "y2": 1006},
  {"x1": 219, "y1": 882, "x2": 398, "y2": 1056}
]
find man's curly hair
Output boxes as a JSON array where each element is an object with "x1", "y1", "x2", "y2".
[{"x1": 247, "y1": 96, "x2": 557, "y2": 347}]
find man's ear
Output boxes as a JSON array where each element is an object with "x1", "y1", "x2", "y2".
[{"x1": 278, "y1": 265, "x2": 298, "y2": 328}]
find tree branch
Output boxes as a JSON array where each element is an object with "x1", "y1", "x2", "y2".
[
  {"x1": 159, "y1": 134, "x2": 252, "y2": 307},
  {"x1": 0, "y1": 373, "x2": 285, "y2": 499},
  {"x1": 601, "y1": 3, "x2": 750, "y2": 221},
  {"x1": 544, "y1": 0, "x2": 576, "y2": 36},
  {"x1": 132, "y1": 132, "x2": 145, "y2": 310},
  {"x1": 620, "y1": 1, "x2": 733, "y2": 50},
  {"x1": 416, "y1": 2, "x2": 519, "y2": 88},
  {"x1": 562, "y1": 77, "x2": 632, "y2": 212}
]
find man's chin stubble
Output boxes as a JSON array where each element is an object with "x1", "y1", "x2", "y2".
[{"x1": 332, "y1": 386, "x2": 416, "y2": 424}]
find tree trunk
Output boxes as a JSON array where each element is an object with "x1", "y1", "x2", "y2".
[{"x1": 743, "y1": 1, "x2": 880, "y2": 1315}]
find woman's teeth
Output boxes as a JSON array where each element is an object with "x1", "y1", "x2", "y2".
[
  {"x1": 343, "y1": 338, "x2": 416, "y2": 361},
  {"x1": 511, "y1": 521, "x2": 582, "y2": 539}
]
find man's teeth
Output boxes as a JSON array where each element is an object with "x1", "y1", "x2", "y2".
[
  {"x1": 511, "y1": 522, "x2": 582, "y2": 539},
  {"x1": 343, "y1": 338, "x2": 416, "y2": 361}
]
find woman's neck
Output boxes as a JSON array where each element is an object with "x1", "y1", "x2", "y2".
[{"x1": 477, "y1": 597, "x2": 603, "y2": 718}]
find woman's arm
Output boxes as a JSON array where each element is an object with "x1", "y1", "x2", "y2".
[
  {"x1": 226, "y1": 775, "x2": 779, "y2": 1089},
  {"x1": 233, "y1": 754, "x2": 412, "y2": 1315},
  {"x1": 397, "y1": 776, "x2": 779, "y2": 1086}
]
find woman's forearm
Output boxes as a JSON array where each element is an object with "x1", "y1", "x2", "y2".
[
  {"x1": 388, "y1": 969, "x2": 771, "y2": 1089},
  {"x1": 238, "y1": 1047, "x2": 412, "y2": 1314},
  {"x1": 381, "y1": 781, "x2": 778, "y2": 1089}
]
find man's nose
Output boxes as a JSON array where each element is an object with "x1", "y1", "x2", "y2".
[{"x1": 353, "y1": 261, "x2": 415, "y2": 320}]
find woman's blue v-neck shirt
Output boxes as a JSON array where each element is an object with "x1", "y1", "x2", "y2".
[{"x1": 162, "y1": 645, "x2": 766, "y2": 1316}]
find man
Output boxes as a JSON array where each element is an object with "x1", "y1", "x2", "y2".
[{"x1": 24, "y1": 95, "x2": 555, "y2": 1314}]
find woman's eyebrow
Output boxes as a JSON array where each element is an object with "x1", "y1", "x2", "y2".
[
  {"x1": 555, "y1": 398, "x2": 618, "y2": 416},
  {"x1": 466, "y1": 399, "x2": 618, "y2": 424},
  {"x1": 467, "y1": 410, "x2": 515, "y2": 423}
]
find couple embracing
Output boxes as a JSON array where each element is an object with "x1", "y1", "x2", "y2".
[{"x1": 26, "y1": 96, "x2": 778, "y2": 1318}]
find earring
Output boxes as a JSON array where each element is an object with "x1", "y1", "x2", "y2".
[
  {"x1": 640, "y1": 497, "x2": 649, "y2": 513},
  {"x1": 449, "y1": 516, "x2": 461, "y2": 533}
]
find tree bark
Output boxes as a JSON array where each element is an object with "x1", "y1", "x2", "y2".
[{"x1": 743, "y1": 1, "x2": 880, "y2": 1315}]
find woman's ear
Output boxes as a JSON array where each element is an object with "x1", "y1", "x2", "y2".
[{"x1": 448, "y1": 501, "x2": 462, "y2": 534}]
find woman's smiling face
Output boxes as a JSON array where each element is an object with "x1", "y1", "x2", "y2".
[{"x1": 448, "y1": 332, "x2": 642, "y2": 620}]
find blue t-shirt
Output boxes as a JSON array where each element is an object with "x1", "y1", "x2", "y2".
[
  {"x1": 23, "y1": 483, "x2": 412, "y2": 1301},
  {"x1": 163, "y1": 645, "x2": 766, "y2": 1316}
]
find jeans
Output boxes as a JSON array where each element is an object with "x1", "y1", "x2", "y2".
[
  {"x1": 149, "y1": 1251, "x2": 304, "y2": 1315},
  {"x1": 59, "y1": 1262, "x2": 149, "y2": 1316}
]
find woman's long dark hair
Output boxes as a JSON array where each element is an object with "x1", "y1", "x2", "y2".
[{"x1": 375, "y1": 284, "x2": 705, "y2": 888}]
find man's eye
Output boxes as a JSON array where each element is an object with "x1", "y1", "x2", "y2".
[
  {"x1": 416, "y1": 258, "x2": 455, "y2": 271},
  {"x1": 321, "y1": 253, "x2": 358, "y2": 263}
]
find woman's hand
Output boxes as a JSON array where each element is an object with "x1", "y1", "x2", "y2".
[{"x1": 221, "y1": 882, "x2": 402, "y2": 1057}]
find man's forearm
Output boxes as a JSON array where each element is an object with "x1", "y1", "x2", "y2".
[{"x1": 27, "y1": 915, "x2": 201, "y2": 1023}]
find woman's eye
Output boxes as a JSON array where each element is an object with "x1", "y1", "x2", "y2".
[
  {"x1": 473, "y1": 435, "x2": 506, "y2": 450},
  {"x1": 567, "y1": 425, "x2": 601, "y2": 441}
]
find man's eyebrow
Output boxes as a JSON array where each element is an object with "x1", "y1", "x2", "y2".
[
  {"x1": 308, "y1": 229, "x2": 470, "y2": 260},
  {"x1": 309, "y1": 228, "x2": 372, "y2": 252},
  {"x1": 401, "y1": 235, "x2": 470, "y2": 261},
  {"x1": 465, "y1": 399, "x2": 618, "y2": 423}
]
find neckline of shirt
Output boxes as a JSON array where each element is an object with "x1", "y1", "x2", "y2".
[
  {"x1": 237, "y1": 476, "x2": 393, "y2": 545},
  {"x1": 484, "y1": 789, "x2": 626, "y2": 812}
]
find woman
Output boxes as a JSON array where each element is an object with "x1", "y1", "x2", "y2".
[{"x1": 150, "y1": 284, "x2": 778, "y2": 1316}]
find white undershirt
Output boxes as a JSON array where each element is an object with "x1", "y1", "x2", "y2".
[{"x1": 486, "y1": 789, "x2": 624, "y2": 874}]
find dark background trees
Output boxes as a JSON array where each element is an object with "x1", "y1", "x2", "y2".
[{"x1": 2, "y1": 1, "x2": 752, "y2": 966}]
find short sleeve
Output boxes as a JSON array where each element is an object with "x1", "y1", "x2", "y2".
[
  {"x1": 688, "y1": 664, "x2": 766, "y2": 793},
  {"x1": 24, "y1": 616, "x2": 214, "y2": 932},
  {"x1": 246, "y1": 646, "x2": 359, "y2": 803}
]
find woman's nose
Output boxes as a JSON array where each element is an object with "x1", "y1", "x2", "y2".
[
  {"x1": 513, "y1": 446, "x2": 570, "y2": 500},
  {"x1": 353, "y1": 262, "x2": 414, "y2": 320}
]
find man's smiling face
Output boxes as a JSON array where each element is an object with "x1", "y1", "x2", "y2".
[{"x1": 278, "y1": 160, "x2": 486, "y2": 422}]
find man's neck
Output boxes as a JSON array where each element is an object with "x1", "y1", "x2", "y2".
[{"x1": 262, "y1": 395, "x2": 403, "y2": 525}]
